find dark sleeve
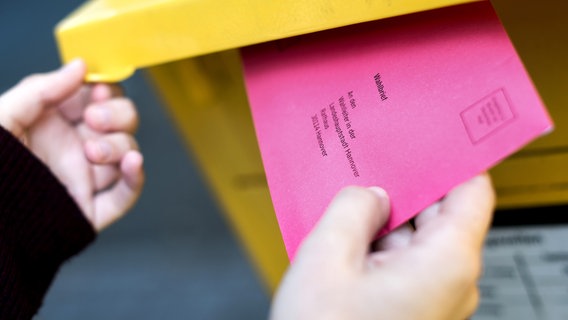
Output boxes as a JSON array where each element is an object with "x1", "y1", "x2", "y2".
[{"x1": 0, "y1": 126, "x2": 96, "y2": 319}]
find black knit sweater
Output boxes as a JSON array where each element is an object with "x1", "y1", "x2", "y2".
[{"x1": 0, "y1": 126, "x2": 96, "y2": 319}]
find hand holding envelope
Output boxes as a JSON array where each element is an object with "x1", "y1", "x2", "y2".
[{"x1": 270, "y1": 174, "x2": 495, "y2": 320}]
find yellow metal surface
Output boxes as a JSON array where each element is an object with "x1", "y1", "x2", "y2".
[
  {"x1": 146, "y1": 51, "x2": 288, "y2": 292},
  {"x1": 489, "y1": 0, "x2": 568, "y2": 208},
  {"x1": 56, "y1": 0, "x2": 477, "y2": 82}
]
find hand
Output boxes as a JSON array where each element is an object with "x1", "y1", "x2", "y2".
[
  {"x1": 0, "y1": 60, "x2": 144, "y2": 231},
  {"x1": 271, "y1": 174, "x2": 495, "y2": 320}
]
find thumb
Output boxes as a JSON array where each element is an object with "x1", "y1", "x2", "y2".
[
  {"x1": 0, "y1": 59, "x2": 86, "y2": 137},
  {"x1": 297, "y1": 186, "x2": 390, "y2": 266}
]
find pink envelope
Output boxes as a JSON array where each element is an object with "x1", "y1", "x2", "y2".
[{"x1": 241, "y1": 1, "x2": 553, "y2": 260}]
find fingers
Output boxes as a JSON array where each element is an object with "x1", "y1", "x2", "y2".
[
  {"x1": 370, "y1": 174, "x2": 492, "y2": 254},
  {"x1": 445, "y1": 173, "x2": 495, "y2": 223},
  {"x1": 372, "y1": 222, "x2": 414, "y2": 252},
  {"x1": 433, "y1": 174, "x2": 495, "y2": 249},
  {"x1": 84, "y1": 97, "x2": 138, "y2": 133},
  {"x1": 80, "y1": 83, "x2": 141, "y2": 231},
  {"x1": 413, "y1": 202, "x2": 441, "y2": 230},
  {"x1": 58, "y1": 83, "x2": 123, "y2": 123},
  {"x1": 297, "y1": 186, "x2": 390, "y2": 266},
  {"x1": 84, "y1": 133, "x2": 138, "y2": 164},
  {"x1": 92, "y1": 164, "x2": 120, "y2": 191},
  {"x1": 0, "y1": 59, "x2": 85, "y2": 137},
  {"x1": 90, "y1": 83, "x2": 123, "y2": 103},
  {"x1": 57, "y1": 85, "x2": 92, "y2": 123},
  {"x1": 405, "y1": 174, "x2": 494, "y2": 311},
  {"x1": 92, "y1": 151, "x2": 144, "y2": 231},
  {"x1": 121, "y1": 150, "x2": 145, "y2": 190},
  {"x1": 88, "y1": 133, "x2": 138, "y2": 191},
  {"x1": 83, "y1": 129, "x2": 143, "y2": 232}
]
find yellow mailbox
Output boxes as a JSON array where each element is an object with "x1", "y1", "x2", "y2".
[{"x1": 55, "y1": 0, "x2": 568, "y2": 291}]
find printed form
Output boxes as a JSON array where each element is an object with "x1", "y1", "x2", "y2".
[{"x1": 242, "y1": 2, "x2": 553, "y2": 259}]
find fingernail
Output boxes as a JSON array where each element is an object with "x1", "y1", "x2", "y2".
[
  {"x1": 368, "y1": 186, "x2": 388, "y2": 200},
  {"x1": 124, "y1": 151, "x2": 144, "y2": 174},
  {"x1": 91, "y1": 106, "x2": 110, "y2": 127}
]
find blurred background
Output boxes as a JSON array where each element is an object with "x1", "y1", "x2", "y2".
[
  {"x1": 0, "y1": 1, "x2": 271, "y2": 318},
  {"x1": 4, "y1": 1, "x2": 568, "y2": 319}
]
